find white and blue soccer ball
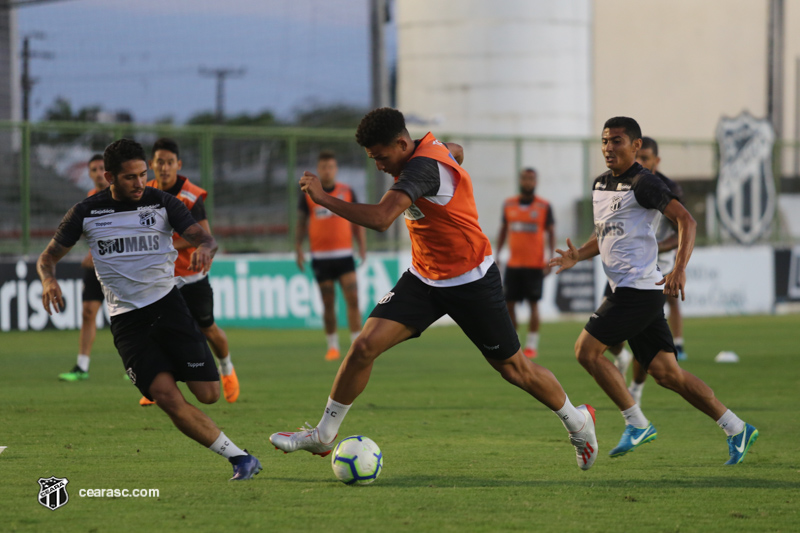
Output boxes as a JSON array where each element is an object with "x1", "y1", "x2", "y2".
[{"x1": 331, "y1": 435, "x2": 383, "y2": 485}]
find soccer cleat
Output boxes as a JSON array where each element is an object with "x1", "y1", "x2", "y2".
[
  {"x1": 523, "y1": 347, "x2": 537, "y2": 359},
  {"x1": 229, "y1": 451, "x2": 262, "y2": 480},
  {"x1": 609, "y1": 423, "x2": 657, "y2": 457},
  {"x1": 269, "y1": 422, "x2": 335, "y2": 457},
  {"x1": 139, "y1": 396, "x2": 156, "y2": 407},
  {"x1": 325, "y1": 348, "x2": 341, "y2": 361},
  {"x1": 59, "y1": 365, "x2": 89, "y2": 382},
  {"x1": 725, "y1": 423, "x2": 759, "y2": 465},
  {"x1": 676, "y1": 345, "x2": 688, "y2": 361},
  {"x1": 569, "y1": 404, "x2": 598, "y2": 470},
  {"x1": 614, "y1": 348, "x2": 632, "y2": 377},
  {"x1": 221, "y1": 368, "x2": 240, "y2": 403}
]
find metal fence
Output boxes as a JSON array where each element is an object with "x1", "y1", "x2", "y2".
[{"x1": 1, "y1": 120, "x2": 797, "y2": 259}]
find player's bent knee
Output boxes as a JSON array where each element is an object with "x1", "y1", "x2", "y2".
[
  {"x1": 192, "y1": 384, "x2": 220, "y2": 404},
  {"x1": 347, "y1": 336, "x2": 382, "y2": 364}
]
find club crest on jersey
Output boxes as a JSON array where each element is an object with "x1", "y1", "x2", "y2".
[
  {"x1": 610, "y1": 195, "x2": 623, "y2": 212},
  {"x1": 715, "y1": 111, "x2": 776, "y2": 244},
  {"x1": 38, "y1": 476, "x2": 69, "y2": 511},
  {"x1": 138, "y1": 209, "x2": 157, "y2": 227}
]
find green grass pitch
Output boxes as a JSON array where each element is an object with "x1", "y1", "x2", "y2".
[{"x1": 1, "y1": 315, "x2": 798, "y2": 532}]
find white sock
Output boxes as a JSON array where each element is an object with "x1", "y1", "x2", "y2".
[
  {"x1": 628, "y1": 381, "x2": 645, "y2": 396},
  {"x1": 621, "y1": 404, "x2": 649, "y2": 428},
  {"x1": 218, "y1": 354, "x2": 234, "y2": 376},
  {"x1": 208, "y1": 431, "x2": 246, "y2": 459},
  {"x1": 326, "y1": 333, "x2": 340, "y2": 351},
  {"x1": 525, "y1": 332, "x2": 540, "y2": 350},
  {"x1": 350, "y1": 330, "x2": 360, "y2": 344},
  {"x1": 553, "y1": 395, "x2": 585, "y2": 433},
  {"x1": 317, "y1": 397, "x2": 351, "y2": 444},
  {"x1": 716, "y1": 409, "x2": 745, "y2": 437},
  {"x1": 77, "y1": 355, "x2": 90, "y2": 372}
]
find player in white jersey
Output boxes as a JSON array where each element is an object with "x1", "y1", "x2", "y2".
[
  {"x1": 551, "y1": 117, "x2": 758, "y2": 465},
  {"x1": 37, "y1": 139, "x2": 261, "y2": 480}
]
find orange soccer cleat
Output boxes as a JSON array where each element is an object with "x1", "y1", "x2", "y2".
[
  {"x1": 324, "y1": 348, "x2": 341, "y2": 361},
  {"x1": 139, "y1": 396, "x2": 156, "y2": 406},
  {"x1": 221, "y1": 368, "x2": 240, "y2": 403},
  {"x1": 523, "y1": 347, "x2": 538, "y2": 359}
]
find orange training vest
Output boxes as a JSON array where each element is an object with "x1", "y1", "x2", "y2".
[
  {"x1": 146, "y1": 176, "x2": 208, "y2": 277},
  {"x1": 305, "y1": 182, "x2": 355, "y2": 258},
  {"x1": 400, "y1": 132, "x2": 492, "y2": 280},
  {"x1": 503, "y1": 196, "x2": 551, "y2": 269}
]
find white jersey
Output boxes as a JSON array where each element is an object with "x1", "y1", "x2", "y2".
[
  {"x1": 592, "y1": 163, "x2": 677, "y2": 292},
  {"x1": 54, "y1": 188, "x2": 197, "y2": 316}
]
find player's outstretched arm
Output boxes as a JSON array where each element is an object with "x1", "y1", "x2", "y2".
[
  {"x1": 300, "y1": 171, "x2": 412, "y2": 232},
  {"x1": 181, "y1": 223, "x2": 218, "y2": 274},
  {"x1": 550, "y1": 235, "x2": 599, "y2": 274},
  {"x1": 37, "y1": 239, "x2": 73, "y2": 315},
  {"x1": 656, "y1": 199, "x2": 696, "y2": 300},
  {"x1": 444, "y1": 143, "x2": 464, "y2": 165}
]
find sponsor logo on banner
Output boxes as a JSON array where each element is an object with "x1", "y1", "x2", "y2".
[
  {"x1": 715, "y1": 111, "x2": 776, "y2": 244},
  {"x1": 38, "y1": 476, "x2": 70, "y2": 511}
]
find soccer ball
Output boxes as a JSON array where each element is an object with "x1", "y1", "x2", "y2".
[{"x1": 331, "y1": 436, "x2": 383, "y2": 485}]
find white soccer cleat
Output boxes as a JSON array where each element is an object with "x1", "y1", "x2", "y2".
[
  {"x1": 269, "y1": 422, "x2": 335, "y2": 457},
  {"x1": 569, "y1": 404, "x2": 598, "y2": 471},
  {"x1": 614, "y1": 348, "x2": 632, "y2": 378}
]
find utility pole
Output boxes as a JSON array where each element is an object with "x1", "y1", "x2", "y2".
[
  {"x1": 20, "y1": 31, "x2": 53, "y2": 121},
  {"x1": 767, "y1": 0, "x2": 784, "y2": 140},
  {"x1": 369, "y1": 0, "x2": 389, "y2": 110},
  {"x1": 198, "y1": 66, "x2": 245, "y2": 123}
]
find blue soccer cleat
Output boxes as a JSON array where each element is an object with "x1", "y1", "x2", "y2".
[
  {"x1": 229, "y1": 451, "x2": 262, "y2": 480},
  {"x1": 609, "y1": 423, "x2": 657, "y2": 457},
  {"x1": 725, "y1": 423, "x2": 759, "y2": 465}
]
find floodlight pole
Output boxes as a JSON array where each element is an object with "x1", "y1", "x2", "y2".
[
  {"x1": 199, "y1": 66, "x2": 246, "y2": 123},
  {"x1": 20, "y1": 32, "x2": 53, "y2": 122}
]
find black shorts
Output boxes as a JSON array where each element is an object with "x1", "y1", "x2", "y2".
[
  {"x1": 584, "y1": 287, "x2": 676, "y2": 370},
  {"x1": 179, "y1": 275, "x2": 215, "y2": 328},
  {"x1": 369, "y1": 263, "x2": 520, "y2": 360},
  {"x1": 110, "y1": 288, "x2": 218, "y2": 400},
  {"x1": 503, "y1": 267, "x2": 544, "y2": 302},
  {"x1": 311, "y1": 256, "x2": 356, "y2": 283},
  {"x1": 82, "y1": 268, "x2": 104, "y2": 302}
]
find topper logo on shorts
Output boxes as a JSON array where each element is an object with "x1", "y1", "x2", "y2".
[
  {"x1": 97, "y1": 235, "x2": 160, "y2": 256},
  {"x1": 377, "y1": 291, "x2": 395, "y2": 304},
  {"x1": 187, "y1": 362, "x2": 205, "y2": 368}
]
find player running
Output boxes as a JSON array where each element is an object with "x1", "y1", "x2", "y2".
[
  {"x1": 551, "y1": 117, "x2": 758, "y2": 465},
  {"x1": 38, "y1": 139, "x2": 260, "y2": 480},
  {"x1": 295, "y1": 150, "x2": 366, "y2": 361},
  {"x1": 496, "y1": 167, "x2": 555, "y2": 359},
  {"x1": 271, "y1": 108, "x2": 598, "y2": 471},
  {"x1": 143, "y1": 137, "x2": 239, "y2": 405},
  {"x1": 59, "y1": 154, "x2": 109, "y2": 382}
]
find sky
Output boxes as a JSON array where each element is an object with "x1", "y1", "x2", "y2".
[{"x1": 16, "y1": 0, "x2": 396, "y2": 123}]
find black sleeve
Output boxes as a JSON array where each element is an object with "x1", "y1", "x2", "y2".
[
  {"x1": 190, "y1": 196, "x2": 207, "y2": 223},
  {"x1": 633, "y1": 174, "x2": 678, "y2": 213},
  {"x1": 350, "y1": 189, "x2": 358, "y2": 204},
  {"x1": 669, "y1": 181, "x2": 685, "y2": 204},
  {"x1": 297, "y1": 191, "x2": 309, "y2": 214},
  {"x1": 165, "y1": 193, "x2": 197, "y2": 234},
  {"x1": 545, "y1": 204, "x2": 555, "y2": 227},
  {"x1": 53, "y1": 203, "x2": 85, "y2": 247},
  {"x1": 389, "y1": 157, "x2": 441, "y2": 203}
]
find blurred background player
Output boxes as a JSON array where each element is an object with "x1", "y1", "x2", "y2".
[
  {"x1": 496, "y1": 167, "x2": 554, "y2": 359},
  {"x1": 295, "y1": 150, "x2": 366, "y2": 361},
  {"x1": 59, "y1": 154, "x2": 108, "y2": 382},
  {"x1": 145, "y1": 137, "x2": 239, "y2": 405},
  {"x1": 607, "y1": 136, "x2": 687, "y2": 404}
]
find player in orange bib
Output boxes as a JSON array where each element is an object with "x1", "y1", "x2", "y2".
[
  {"x1": 143, "y1": 138, "x2": 239, "y2": 405},
  {"x1": 295, "y1": 150, "x2": 366, "y2": 361},
  {"x1": 58, "y1": 154, "x2": 109, "y2": 382},
  {"x1": 496, "y1": 168, "x2": 555, "y2": 359},
  {"x1": 270, "y1": 108, "x2": 599, "y2": 472}
]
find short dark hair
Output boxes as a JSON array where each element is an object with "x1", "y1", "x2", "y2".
[
  {"x1": 355, "y1": 107, "x2": 408, "y2": 147},
  {"x1": 104, "y1": 139, "x2": 147, "y2": 177},
  {"x1": 88, "y1": 154, "x2": 104, "y2": 165},
  {"x1": 640, "y1": 136, "x2": 658, "y2": 156},
  {"x1": 603, "y1": 116, "x2": 642, "y2": 142},
  {"x1": 521, "y1": 167, "x2": 537, "y2": 175},
  {"x1": 152, "y1": 137, "x2": 180, "y2": 159},
  {"x1": 318, "y1": 150, "x2": 336, "y2": 161}
]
